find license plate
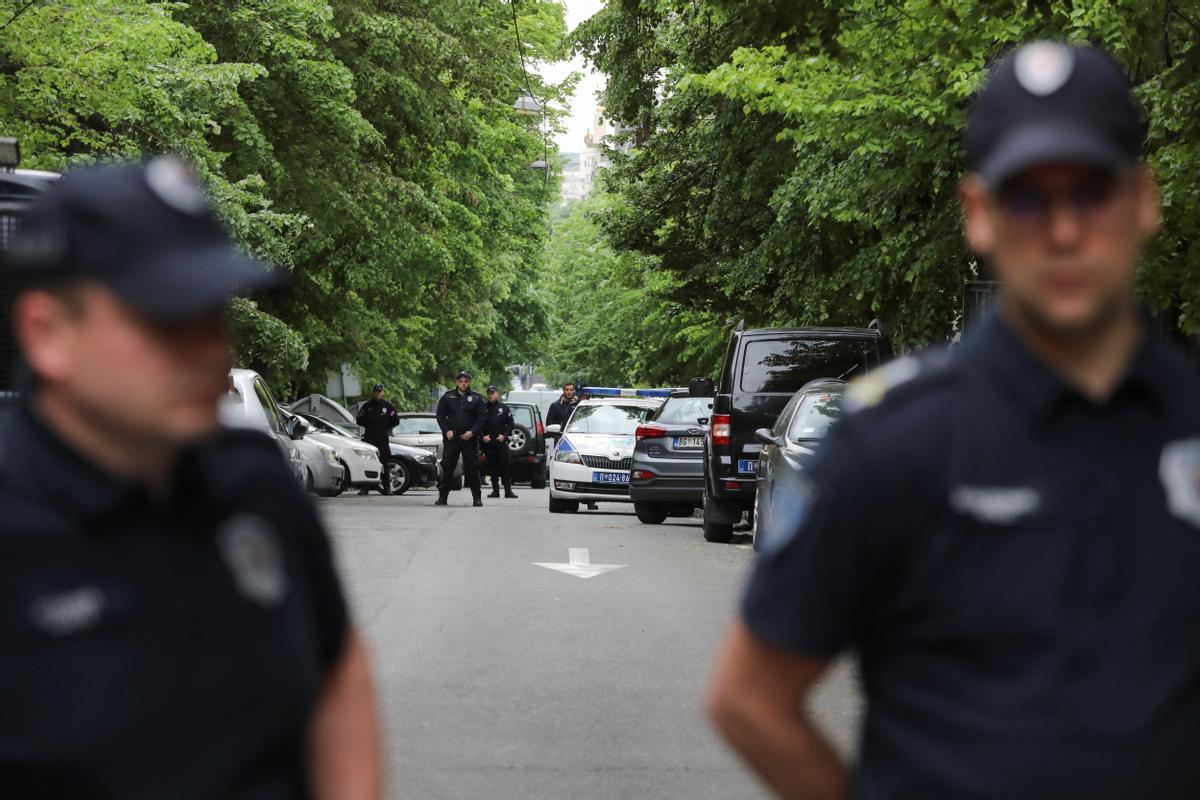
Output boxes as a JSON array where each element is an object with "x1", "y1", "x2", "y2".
[
  {"x1": 674, "y1": 436, "x2": 704, "y2": 449},
  {"x1": 737, "y1": 459, "x2": 758, "y2": 475},
  {"x1": 422, "y1": 446, "x2": 439, "y2": 454},
  {"x1": 593, "y1": 471, "x2": 629, "y2": 484}
]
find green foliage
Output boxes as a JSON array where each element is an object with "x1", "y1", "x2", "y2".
[
  {"x1": 541, "y1": 191, "x2": 725, "y2": 387},
  {"x1": 0, "y1": 0, "x2": 568, "y2": 406},
  {"x1": 576, "y1": 0, "x2": 1200, "y2": 353}
]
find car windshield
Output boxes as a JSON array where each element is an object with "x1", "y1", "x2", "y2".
[
  {"x1": 305, "y1": 414, "x2": 354, "y2": 439},
  {"x1": 511, "y1": 406, "x2": 534, "y2": 428},
  {"x1": 565, "y1": 404, "x2": 653, "y2": 435},
  {"x1": 788, "y1": 392, "x2": 843, "y2": 441},
  {"x1": 654, "y1": 396, "x2": 713, "y2": 424},
  {"x1": 394, "y1": 417, "x2": 440, "y2": 434},
  {"x1": 740, "y1": 338, "x2": 875, "y2": 393}
]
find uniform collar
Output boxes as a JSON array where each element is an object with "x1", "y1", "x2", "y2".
[
  {"x1": 6, "y1": 401, "x2": 212, "y2": 528},
  {"x1": 966, "y1": 312, "x2": 1167, "y2": 425}
]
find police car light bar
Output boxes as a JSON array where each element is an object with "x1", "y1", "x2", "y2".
[{"x1": 580, "y1": 387, "x2": 683, "y2": 398}]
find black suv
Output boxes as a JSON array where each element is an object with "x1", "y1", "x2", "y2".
[
  {"x1": 701, "y1": 320, "x2": 891, "y2": 542},
  {"x1": 498, "y1": 401, "x2": 547, "y2": 489}
]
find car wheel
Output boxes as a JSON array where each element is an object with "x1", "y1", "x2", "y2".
[
  {"x1": 634, "y1": 502, "x2": 671, "y2": 525},
  {"x1": 549, "y1": 496, "x2": 579, "y2": 514},
  {"x1": 751, "y1": 488, "x2": 763, "y2": 550},
  {"x1": 702, "y1": 498, "x2": 734, "y2": 543},
  {"x1": 530, "y1": 476, "x2": 547, "y2": 490},
  {"x1": 507, "y1": 425, "x2": 532, "y2": 457},
  {"x1": 389, "y1": 461, "x2": 412, "y2": 495},
  {"x1": 668, "y1": 504, "x2": 692, "y2": 518}
]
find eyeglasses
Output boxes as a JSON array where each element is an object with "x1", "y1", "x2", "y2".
[{"x1": 994, "y1": 170, "x2": 1128, "y2": 229}]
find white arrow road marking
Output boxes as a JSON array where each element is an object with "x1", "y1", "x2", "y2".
[{"x1": 533, "y1": 547, "x2": 627, "y2": 579}]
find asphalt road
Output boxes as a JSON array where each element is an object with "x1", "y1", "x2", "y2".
[{"x1": 318, "y1": 485, "x2": 861, "y2": 800}]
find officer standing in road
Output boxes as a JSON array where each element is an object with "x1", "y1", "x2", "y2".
[
  {"x1": 435, "y1": 370, "x2": 484, "y2": 506},
  {"x1": 481, "y1": 386, "x2": 518, "y2": 499},
  {"x1": 709, "y1": 42, "x2": 1200, "y2": 799},
  {"x1": 0, "y1": 158, "x2": 381, "y2": 798},
  {"x1": 545, "y1": 380, "x2": 578, "y2": 430},
  {"x1": 356, "y1": 382, "x2": 399, "y2": 495}
]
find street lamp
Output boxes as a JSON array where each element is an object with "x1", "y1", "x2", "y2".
[{"x1": 513, "y1": 94, "x2": 542, "y2": 116}]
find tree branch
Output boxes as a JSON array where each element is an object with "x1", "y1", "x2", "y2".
[{"x1": 0, "y1": 0, "x2": 41, "y2": 32}]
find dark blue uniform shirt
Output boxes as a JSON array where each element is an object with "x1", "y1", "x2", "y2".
[
  {"x1": 743, "y1": 315, "x2": 1200, "y2": 799},
  {"x1": 436, "y1": 389, "x2": 484, "y2": 436},
  {"x1": 0, "y1": 406, "x2": 349, "y2": 799}
]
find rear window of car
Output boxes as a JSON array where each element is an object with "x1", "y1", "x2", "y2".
[
  {"x1": 739, "y1": 338, "x2": 875, "y2": 393},
  {"x1": 511, "y1": 406, "x2": 535, "y2": 428},
  {"x1": 394, "y1": 417, "x2": 440, "y2": 434},
  {"x1": 654, "y1": 396, "x2": 713, "y2": 424},
  {"x1": 565, "y1": 404, "x2": 653, "y2": 435},
  {"x1": 788, "y1": 392, "x2": 843, "y2": 441}
]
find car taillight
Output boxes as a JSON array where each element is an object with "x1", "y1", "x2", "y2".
[
  {"x1": 631, "y1": 470, "x2": 655, "y2": 480},
  {"x1": 536, "y1": 421, "x2": 544, "y2": 436},
  {"x1": 635, "y1": 423, "x2": 667, "y2": 441},
  {"x1": 712, "y1": 414, "x2": 731, "y2": 447}
]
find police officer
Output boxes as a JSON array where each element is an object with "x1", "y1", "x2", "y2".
[
  {"x1": 709, "y1": 43, "x2": 1199, "y2": 799},
  {"x1": 0, "y1": 159, "x2": 381, "y2": 797},
  {"x1": 481, "y1": 385, "x2": 518, "y2": 499},
  {"x1": 434, "y1": 370, "x2": 484, "y2": 506},
  {"x1": 355, "y1": 382, "x2": 398, "y2": 495},
  {"x1": 545, "y1": 380, "x2": 578, "y2": 430}
]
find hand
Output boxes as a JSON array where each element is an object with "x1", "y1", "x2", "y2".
[
  {"x1": 497, "y1": 435, "x2": 506, "y2": 442},
  {"x1": 462, "y1": 431, "x2": 474, "y2": 441},
  {"x1": 483, "y1": 435, "x2": 492, "y2": 444},
  {"x1": 445, "y1": 431, "x2": 455, "y2": 441}
]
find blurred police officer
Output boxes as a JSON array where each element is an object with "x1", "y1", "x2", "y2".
[
  {"x1": 434, "y1": 370, "x2": 484, "y2": 506},
  {"x1": 709, "y1": 43, "x2": 1200, "y2": 799},
  {"x1": 0, "y1": 158, "x2": 382, "y2": 799},
  {"x1": 481, "y1": 385, "x2": 518, "y2": 499},
  {"x1": 545, "y1": 380, "x2": 578, "y2": 429},
  {"x1": 355, "y1": 382, "x2": 398, "y2": 495}
]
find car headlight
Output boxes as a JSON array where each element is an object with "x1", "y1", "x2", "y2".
[
  {"x1": 418, "y1": 454, "x2": 436, "y2": 464},
  {"x1": 321, "y1": 446, "x2": 339, "y2": 465},
  {"x1": 352, "y1": 447, "x2": 378, "y2": 460},
  {"x1": 556, "y1": 449, "x2": 581, "y2": 464}
]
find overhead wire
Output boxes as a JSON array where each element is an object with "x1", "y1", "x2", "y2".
[{"x1": 509, "y1": 0, "x2": 550, "y2": 199}]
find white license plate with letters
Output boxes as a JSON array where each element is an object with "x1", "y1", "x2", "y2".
[
  {"x1": 674, "y1": 436, "x2": 704, "y2": 449},
  {"x1": 593, "y1": 471, "x2": 629, "y2": 484}
]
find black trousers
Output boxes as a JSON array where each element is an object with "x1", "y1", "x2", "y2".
[
  {"x1": 364, "y1": 434, "x2": 391, "y2": 489},
  {"x1": 439, "y1": 435, "x2": 481, "y2": 497},
  {"x1": 484, "y1": 438, "x2": 512, "y2": 489}
]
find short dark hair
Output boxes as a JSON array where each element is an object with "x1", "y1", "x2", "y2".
[{"x1": 562, "y1": 381, "x2": 576, "y2": 389}]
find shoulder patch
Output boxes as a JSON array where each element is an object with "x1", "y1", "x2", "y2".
[{"x1": 842, "y1": 349, "x2": 955, "y2": 415}]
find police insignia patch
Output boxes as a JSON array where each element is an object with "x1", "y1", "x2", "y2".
[
  {"x1": 144, "y1": 156, "x2": 209, "y2": 216},
  {"x1": 1015, "y1": 41, "x2": 1074, "y2": 97},
  {"x1": 218, "y1": 514, "x2": 288, "y2": 608},
  {"x1": 843, "y1": 356, "x2": 921, "y2": 413},
  {"x1": 1160, "y1": 438, "x2": 1200, "y2": 529}
]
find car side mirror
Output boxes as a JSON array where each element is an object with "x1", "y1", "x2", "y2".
[
  {"x1": 754, "y1": 428, "x2": 781, "y2": 447},
  {"x1": 286, "y1": 416, "x2": 308, "y2": 440},
  {"x1": 545, "y1": 424, "x2": 562, "y2": 435}
]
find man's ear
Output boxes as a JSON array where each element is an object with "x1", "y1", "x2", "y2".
[
  {"x1": 13, "y1": 290, "x2": 79, "y2": 383},
  {"x1": 960, "y1": 174, "x2": 996, "y2": 256},
  {"x1": 1134, "y1": 164, "x2": 1162, "y2": 238}
]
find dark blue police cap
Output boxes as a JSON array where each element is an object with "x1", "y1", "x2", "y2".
[
  {"x1": 966, "y1": 42, "x2": 1144, "y2": 187},
  {"x1": 372, "y1": 383, "x2": 384, "y2": 392},
  {"x1": 6, "y1": 157, "x2": 286, "y2": 320}
]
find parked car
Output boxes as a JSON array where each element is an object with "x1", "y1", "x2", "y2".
[
  {"x1": 288, "y1": 395, "x2": 443, "y2": 493},
  {"x1": 284, "y1": 409, "x2": 382, "y2": 494},
  {"x1": 752, "y1": 380, "x2": 846, "y2": 550},
  {"x1": 629, "y1": 388, "x2": 715, "y2": 524},
  {"x1": 545, "y1": 397, "x2": 661, "y2": 513},
  {"x1": 392, "y1": 413, "x2": 463, "y2": 490},
  {"x1": 297, "y1": 412, "x2": 438, "y2": 495},
  {"x1": 490, "y1": 401, "x2": 547, "y2": 489},
  {"x1": 702, "y1": 320, "x2": 891, "y2": 542},
  {"x1": 222, "y1": 368, "x2": 342, "y2": 494}
]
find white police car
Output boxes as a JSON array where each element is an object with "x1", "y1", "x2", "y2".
[{"x1": 546, "y1": 396, "x2": 662, "y2": 513}]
